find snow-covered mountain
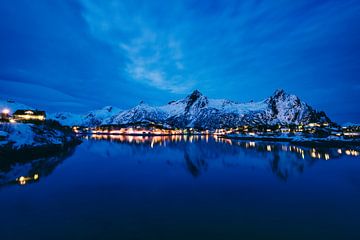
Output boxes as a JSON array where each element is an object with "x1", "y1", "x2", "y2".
[
  {"x1": 2, "y1": 90, "x2": 332, "y2": 129},
  {"x1": 342, "y1": 122, "x2": 360, "y2": 128},
  {"x1": 49, "y1": 106, "x2": 122, "y2": 127},
  {"x1": 48, "y1": 112, "x2": 83, "y2": 127},
  {"x1": 105, "y1": 89, "x2": 331, "y2": 129}
]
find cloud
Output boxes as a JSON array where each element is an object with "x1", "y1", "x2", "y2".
[
  {"x1": 119, "y1": 31, "x2": 193, "y2": 93},
  {"x1": 79, "y1": 0, "x2": 359, "y2": 96},
  {"x1": 0, "y1": 0, "x2": 359, "y2": 122},
  {"x1": 79, "y1": 0, "x2": 195, "y2": 93}
]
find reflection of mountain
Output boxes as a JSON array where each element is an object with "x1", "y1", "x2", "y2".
[
  {"x1": 89, "y1": 135, "x2": 354, "y2": 181},
  {"x1": 0, "y1": 146, "x2": 76, "y2": 187}
]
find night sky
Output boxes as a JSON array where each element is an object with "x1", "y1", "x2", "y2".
[{"x1": 0, "y1": 0, "x2": 359, "y2": 123}]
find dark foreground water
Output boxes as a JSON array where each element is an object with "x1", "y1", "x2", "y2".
[{"x1": 1, "y1": 135, "x2": 360, "y2": 240}]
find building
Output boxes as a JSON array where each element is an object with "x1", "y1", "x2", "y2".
[
  {"x1": 280, "y1": 127, "x2": 291, "y2": 133},
  {"x1": 13, "y1": 110, "x2": 46, "y2": 121}
]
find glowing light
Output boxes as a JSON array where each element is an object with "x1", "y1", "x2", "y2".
[
  {"x1": 308, "y1": 123, "x2": 320, "y2": 127},
  {"x1": 2, "y1": 108, "x2": 10, "y2": 114},
  {"x1": 15, "y1": 114, "x2": 45, "y2": 121},
  {"x1": 18, "y1": 176, "x2": 27, "y2": 185}
]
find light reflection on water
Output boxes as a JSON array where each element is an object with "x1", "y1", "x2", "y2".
[
  {"x1": 85, "y1": 134, "x2": 360, "y2": 181},
  {"x1": 1, "y1": 135, "x2": 359, "y2": 187},
  {"x1": 1, "y1": 135, "x2": 360, "y2": 239},
  {"x1": 90, "y1": 134, "x2": 359, "y2": 161},
  {"x1": 0, "y1": 146, "x2": 76, "y2": 187}
]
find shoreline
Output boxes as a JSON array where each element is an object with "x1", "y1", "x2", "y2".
[
  {"x1": 222, "y1": 135, "x2": 360, "y2": 147},
  {"x1": 79, "y1": 132, "x2": 210, "y2": 137},
  {"x1": 85, "y1": 132, "x2": 360, "y2": 148},
  {"x1": 0, "y1": 138, "x2": 82, "y2": 161}
]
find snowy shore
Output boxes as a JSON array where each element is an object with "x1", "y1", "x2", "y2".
[{"x1": 0, "y1": 122, "x2": 81, "y2": 160}]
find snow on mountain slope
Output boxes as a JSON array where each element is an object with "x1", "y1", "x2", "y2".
[
  {"x1": 83, "y1": 106, "x2": 123, "y2": 126},
  {"x1": 106, "y1": 102, "x2": 167, "y2": 125},
  {"x1": 264, "y1": 89, "x2": 330, "y2": 125},
  {"x1": 48, "y1": 112, "x2": 84, "y2": 127},
  {"x1": 105, "y1": 89, "x2": 332, "y2": 129},
  {"x1": 342, "y1": 122, "x2": 360, "y2": 127},
  {"x1": 3, "y1": 90, "x2": 331, "y2": 129},
  {"x1": 49, "y1": 106, "x2": 123, "y2": 127}
]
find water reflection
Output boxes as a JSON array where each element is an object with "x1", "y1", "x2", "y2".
[
  {"x1": 90, "y1": 134, "x2": 359, "y2": 181},
  {"x1": 1, "y1": 135, "x2": 358, "y2": 186},
  {"x1": 0, "y1": 147, "x2": 76, "y2": 187}
]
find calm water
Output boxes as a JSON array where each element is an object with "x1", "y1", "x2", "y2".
[{"x1": 1, "y1": 135, "x2": 360, "y2": 240}]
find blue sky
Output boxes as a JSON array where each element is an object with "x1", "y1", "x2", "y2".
[{"x1": 0, "y1": 0, "x2": 359, "y2": 123}]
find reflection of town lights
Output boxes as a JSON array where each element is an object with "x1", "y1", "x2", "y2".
[
  {"x1": 350, "y1": 150, "x2": 359, "y2": 156},
  {"x1": 18, "y1": 176, "x2": 26, "y2": 185},
  {"x1": 267, "y1": 145, "x2": 272, "y2": 151}
]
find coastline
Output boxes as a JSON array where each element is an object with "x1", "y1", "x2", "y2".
[
  {"x1": 0, "y1": 122, "x2": 82, "y2": 161},
  {"x1": 222, "y1": 134, "x2": 360, "y2": 147}
]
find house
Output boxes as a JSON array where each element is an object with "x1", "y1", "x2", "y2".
[
  {"x1": 13, "y1": 110, "x2": 46, "y2": 121},
  {"x1": 280, "y1": 127, "x2": 291, "y2": 133}
]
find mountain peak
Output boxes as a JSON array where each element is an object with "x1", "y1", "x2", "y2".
[
  {"x1": 102, "y1": 106, "x2": 113, "y2": 112},
  {"x1": 184, "y1": 90, "x2": 207, "y2": 111},
  {"x1": 188, "y1": 90, "x2": 203, "y2": 99},
  {"x1": 49, "y1": 89, "x2": 332, "y2": 128},
  {"x1": 273, "y1": 89, "x2": 287, "y2": 97}
]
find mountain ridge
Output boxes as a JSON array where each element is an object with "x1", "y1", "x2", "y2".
[{"x1": 49, "y1": 89, "x2": 332, "y2": 129}]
